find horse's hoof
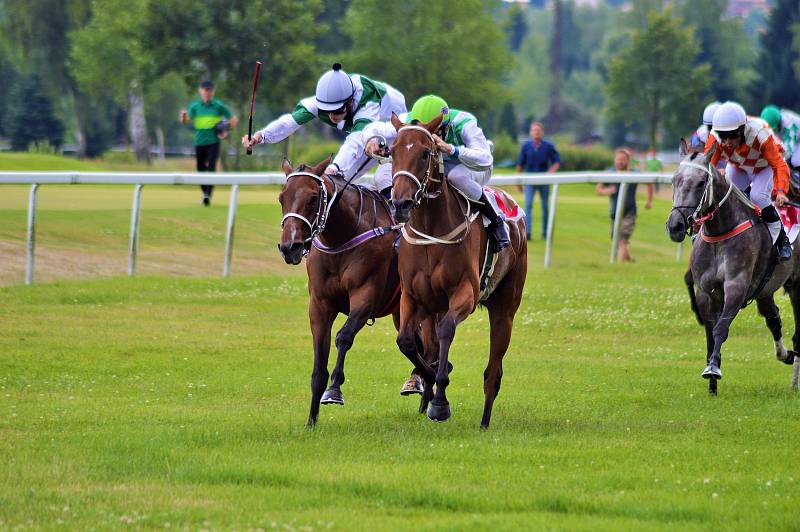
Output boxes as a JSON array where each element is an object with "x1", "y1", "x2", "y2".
[
  {"x1": 400, "y1": 375, "x2": 425, "y2": 396},
  {"x1": 781, "y1": 350, "x2": 796, "y2": 366},
  {"x1": 702, "y1": 365, "x2": 722, "y2": 380},
  {"x1": 427, "y1": 400, "x2": 451, "y2": 422},
  {"x1": 320, "y1": 388, "x2": 344, "y2": 405}
]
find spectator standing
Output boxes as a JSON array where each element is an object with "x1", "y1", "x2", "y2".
[
  {"x1": 595, "y1": 148, "x2": 654, "y2": 263},
  {"x1": 516, "y1": 121, "x2": 560, "y2": 240},
  {"x1": 180, "y1": 80, "x2": 237, "y2": 206}
]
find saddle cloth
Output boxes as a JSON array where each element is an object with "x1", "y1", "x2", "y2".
[
  {"x1": 778, "y1": 204, "x2": 800, "y2": 244},
  {"x1": 479, "y1": 186, "x2": 525, "y2": 227}
]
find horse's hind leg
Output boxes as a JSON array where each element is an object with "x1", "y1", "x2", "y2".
[
  {"x1": 785, "y1": 280, "x2": 800, "y2": 389},
  {"x1": 756, "y1": 295, "x2": 793, "y2": 365}
]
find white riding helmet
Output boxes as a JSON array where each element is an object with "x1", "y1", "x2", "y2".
[
  {"x1": 702, "y1": 101, "x2": 721, "y2": 126},
  {"x1": 712, "y1": 101, "x2": 747, "y2": 132},
  {"x1": 315, "y1": 63, "x2": 355, "y2": 111}
]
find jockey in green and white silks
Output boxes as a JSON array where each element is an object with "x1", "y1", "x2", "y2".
[
  {"x1": 242, "y1": 63, "x2": 406, "y2": 190},
  {"x1": 761, "y1": 105, "x2": 800, "y2": 170},
  {"x1": 365, "y1": 94, "x2": 511, "y2": 251}
]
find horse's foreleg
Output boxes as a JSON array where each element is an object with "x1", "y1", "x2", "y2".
[
  {"x1": 396, "y1": 294, "x2": 436, "y2": 385},
  {"x1": 695, "y1": 289, "x2": 721, "y2": 394},
  {"x1": 307, "y1": 299, "x2": 337, "y2": 428},
  {"x1": 322, "y1": 289, "x2": 377, "y2": 406},
  {"x1": 685, "y1": 269, "x2": 703, "y2": 326},
  {"x1": 704, "y1": 281, "x2": 748, "y2": 382},
  {"x1": 755, "y1": 295, "x2": 792, "y2": 364},
  {"x1": 428, "y1": 286, "x2": 474, "y2": 423},
  {"x1": 416, "y1": 317, "x2": 438, "y2": 413}
]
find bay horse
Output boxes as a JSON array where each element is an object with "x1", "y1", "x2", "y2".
[
  {"x1": 389, "y1": 113, "x2": 528, "y2": 428},
  {"x1": 278, "y1": 157, "x2": 437, "y2": 427},
  {"x1": 667, "y1": 140, "x2": 800, "y2": 394}
]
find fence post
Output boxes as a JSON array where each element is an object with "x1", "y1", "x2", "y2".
[
  {"x1": 128, "y1": 185, "x2": 143, "y2": 276},
  {"x1": 25, "y1": 184, "x2": 39, "y2": 285},
  {"x1": 676, "y1": 241, "x2": 683, "y2": 261},
  {"x1": 610, "y1": 182, "x2": 628, "y2": 264},
  {"x1": 543, "y1": 183, "x2": 559, "y2": 268},
  {"x1": 223, "y1": 184, "x2": 239, "y2": 278}
]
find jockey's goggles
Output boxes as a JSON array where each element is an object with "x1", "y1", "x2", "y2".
[{"x1": 716, "y1": 126, "x2": 743, "y2": 140}]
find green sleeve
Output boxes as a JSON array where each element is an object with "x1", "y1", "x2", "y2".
[
  {"x1": 351, "y1": 118, "x2": 372, "y2": 132},
  {"x1": 187, "y1": 102, "x2": 197, "y2": 118},
  {"x1": 291, "y1": 102, "x2": 316, "y2": 125}
]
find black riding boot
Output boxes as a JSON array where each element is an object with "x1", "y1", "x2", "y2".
[
  {"x1": 761, "y1": 205, "x2": 793, "y2": 261},
  {"x1": 476, "y1": 192, "x2": 510, "y2": 252}
]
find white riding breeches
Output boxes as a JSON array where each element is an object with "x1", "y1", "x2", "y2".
[
  {"x1": 373, "y1": 162, "x2": 392, "y2": 191},
  {"x1": 446, "y1": 163, "x2": 491, "y2": 201},
  {"x1": 726, "y1": 163, "x2": 773, "y2": 209}
]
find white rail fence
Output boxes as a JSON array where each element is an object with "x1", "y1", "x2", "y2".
[{"x1": 0, "y1": 171, "x2": 675, "y2": 284}]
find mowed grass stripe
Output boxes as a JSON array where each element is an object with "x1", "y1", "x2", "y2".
[{"x1": 1, "y1": 185, "x2": 799, "y2": 529}]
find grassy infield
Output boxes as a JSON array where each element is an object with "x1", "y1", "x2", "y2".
[{"x1": 1, "y1": 154, "x2": 799, "y2": 530}]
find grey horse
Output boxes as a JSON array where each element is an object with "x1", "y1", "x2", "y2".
[{"x1": 667, "y1": 140, "x2": 800, "y2": 394}]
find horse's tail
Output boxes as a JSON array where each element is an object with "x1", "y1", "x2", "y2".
[{"x1": 685, "y1": 269, "x2": 703, "y2": 326}]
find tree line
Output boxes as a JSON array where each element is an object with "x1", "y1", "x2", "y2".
[{"x1": 0, "y1": 0, "x2": 798, "y2": 169}]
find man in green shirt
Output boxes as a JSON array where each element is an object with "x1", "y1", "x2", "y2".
[{"x1": 180, "y1": 80, "x2": 237, "y2": 206}]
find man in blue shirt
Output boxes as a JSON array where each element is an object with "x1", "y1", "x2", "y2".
[{"x1": 516, "y1": 121, "x2": 561, "y2": 240}]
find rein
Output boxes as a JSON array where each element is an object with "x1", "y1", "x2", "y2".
[
  {"x1": 281, "y1": 171, "x2": 338, "y2": 254},
  {"x1": 671, "y1": 160, "x2": 759, "y2": 242},
  {"x1": 392, "y1": 125, "x2": 476, "y2": 246},
  {"x1": 282, "y1": 171, "x2": 398, "y2": 256}
]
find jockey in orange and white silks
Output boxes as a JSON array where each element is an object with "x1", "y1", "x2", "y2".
[
  {"x1": 242, "y1": 63, "x2": 406, "y2": 191},
  {"x1": 704, "y1": 101, "x2": 793, "y2": 261},
  {"x1": 364, "y1": 94, "x2": 511, "y2": 252}
]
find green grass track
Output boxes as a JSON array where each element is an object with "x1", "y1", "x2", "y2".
[{"x1": 1, "y1": 181, "x2": 798, "y2": 530}]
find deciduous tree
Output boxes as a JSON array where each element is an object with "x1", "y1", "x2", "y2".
[{"x1": 606, "y1": 9, "x2": 710, "y2": 151}]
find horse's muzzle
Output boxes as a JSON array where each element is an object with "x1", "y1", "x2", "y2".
[
  {"x1": 666, "y1": 210, "x2": 687, "y2": 243},
  {"x1": 393, "y1": 199, "x2": 413, "y2": 223},
  {"x1": 278, "y1": 241, "x2": 305, "y2": 265}
]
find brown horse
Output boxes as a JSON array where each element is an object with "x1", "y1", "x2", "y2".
[
  {"x1": 277, "y1": 157, "x2": 436, "y2": 427},
  {"x1": 389, "y1": 114, "x2": 528, "y2": 428}
]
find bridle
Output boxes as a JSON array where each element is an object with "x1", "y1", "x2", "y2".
[
  {"x1": 391, "y1": 124, "x2": 479, "y2": 246},
  {"x1": 391, "y1": 125, "x2": 445, "y2": 206},
  {"x1": 280, "y1": 171, "x2": 338, "y2": 255},
  {"x1": 670, "y1": 159, "x2": 735, "y2": 233}
]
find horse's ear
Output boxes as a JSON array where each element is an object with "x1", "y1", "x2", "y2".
[
  {"x1": 678, "y1": 138, "x2": 688, "y2": 158},
  {"x1": 390, "y1": 112, "x2": 404, "y2": 131},
  {"x1": 425, "y1": 114, "x2": 444, "y2": 133},
  {"x1": 309, "y1": 155, "x2": 332, "y2": 176},
  {"x1": 281, "y1": 158, "x2": 293, "y2": 176}
]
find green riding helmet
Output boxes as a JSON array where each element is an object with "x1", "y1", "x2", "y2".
[
  {"x1": 760, "y1": 105, "x2": 781, "y2": 130},
  {"x1": 407, "y1": 94, "x2": 450, "y2": 127}
]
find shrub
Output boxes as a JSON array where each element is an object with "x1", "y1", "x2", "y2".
[{"x1": 558, "y1": 144, "x2": 614, "y2": 171}]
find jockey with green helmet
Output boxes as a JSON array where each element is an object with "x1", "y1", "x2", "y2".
[
  {"x1": 242, "y1": 63, "x2": 406, "y2": 191},
  {"x1": 761, "y1": 104, "x2": 800, "y2": 170},
  {"x1": 364, "y1": 94, "x2": 511, "y2": 251}
]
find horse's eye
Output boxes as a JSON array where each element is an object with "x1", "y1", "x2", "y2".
[{"x1": 421, "y1": 149, "x2": 430, "y2": 161}]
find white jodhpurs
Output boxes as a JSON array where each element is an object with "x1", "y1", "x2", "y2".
[
  {"x1": 373, "y1": 162, "x2": 392, "y2": 191},
  {"x1": 446, "y1": 163, "x2": 491, "y2": 201},
  {"x1": 726, "y1": 163, "x2": 774, "y2": 209}
]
